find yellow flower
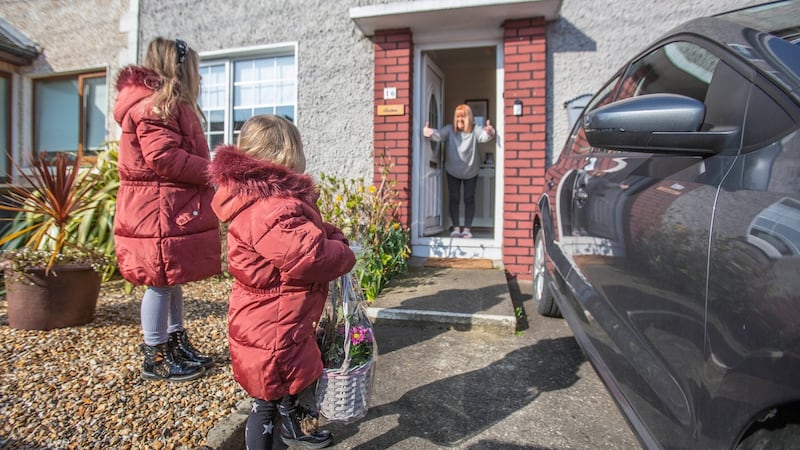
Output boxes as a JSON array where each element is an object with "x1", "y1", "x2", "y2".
[
  {"x1": 358, "y1": 185, "x2": 365, "y2": 193},
  {"x1": 368, "y1": 185, "x2": 377, "y2": 193},
  {"x1": 336, "y1": 194, "x2": 343, "y2": 203},
  {"x1": 392, "y1": 223, "x2": 400, "y2": 230}
]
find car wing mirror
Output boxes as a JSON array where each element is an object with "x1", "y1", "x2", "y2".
[{"x1": 584, "y1": 93, "x2": 740, "y2": 156}]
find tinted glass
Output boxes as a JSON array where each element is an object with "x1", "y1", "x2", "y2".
[
  {"x1": 83, "y1": 75, "x2": 108, "y2": 153},
  {"x1": 743, "y1": 75, "x2": 797, "y2": 150},
  {"x1": 618, "y1": 41, "x2": 719, "y2": 102},
  {"x1": 563, "y1": 75, "x2": 620, "y2": 156},
  {"x1": 35, "y1": 78, "x2": 79, "y2": 152}
]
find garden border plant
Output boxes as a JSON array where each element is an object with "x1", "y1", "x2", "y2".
[{"x1": 317, "y1": 158, "x2": 411, "y2": 302}]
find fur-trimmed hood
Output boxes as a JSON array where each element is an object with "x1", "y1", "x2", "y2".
[
  {"x1": 115, "y1": 65, "x2": 162, "y2": 92},
  {"x1": 209, "y1": 145, "x2": 319, "y2": 222},
  {"x1": 113, "y1": 65, "x2": 162, "y2": 125}
]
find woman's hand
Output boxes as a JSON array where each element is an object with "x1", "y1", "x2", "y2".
[
  {"x1": 484, "y1": 119, "x2": 495, "y2": 137},
  {"x1": 423, "y1": 121, "x2": 434, "y2": 138}
]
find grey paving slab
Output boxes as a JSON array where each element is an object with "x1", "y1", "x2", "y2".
[{"x1": 366, "y1": 264, "x2": 518, "y2": 333}]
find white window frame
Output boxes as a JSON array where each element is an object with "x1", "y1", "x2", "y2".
[{"x1": 199, "y1": 42, "x2": 298, "y2": 150}]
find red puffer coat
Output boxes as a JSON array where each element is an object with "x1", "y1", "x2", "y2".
[
  {"x1": 113, "y1": 66, "x2": 221, "y2": 286},
  {"x1": 210, "y1": 145, "x2": 355, "y2": 401}
]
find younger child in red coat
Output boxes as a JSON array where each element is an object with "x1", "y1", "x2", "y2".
[{"x1": 210, "y1": 115, "x2": 355, "y2": 449}]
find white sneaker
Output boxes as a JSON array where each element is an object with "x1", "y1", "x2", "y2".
[
  {"x1": 461, "y1": 228, "x2": 473, "y2": 239},
  {"x1": 450, "y1": 229, "x2": 462, "y2": 238}
]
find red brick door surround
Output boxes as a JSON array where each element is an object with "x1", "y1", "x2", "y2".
[{"x1": 372, "y1": 19, "x2": 547, "y2": 278}]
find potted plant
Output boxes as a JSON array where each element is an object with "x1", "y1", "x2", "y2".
[
  {"x1": 315, "y1": 273, "x2": 377, "y2": 423},
  {"x1": 0, "y1": 152, "x2": 108, "y2": 330}
]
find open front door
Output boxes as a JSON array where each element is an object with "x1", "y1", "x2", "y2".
[{"x1": 421, "y1": 55, "x2": 445, "y2": 236}]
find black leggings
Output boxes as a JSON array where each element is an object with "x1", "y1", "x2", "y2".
[
  {"x1": 245, "y1": 395, "x2": 295, "y2": 450},
  {"x1": 447, "y1": 173, "x2": 478, "y2": 228}
]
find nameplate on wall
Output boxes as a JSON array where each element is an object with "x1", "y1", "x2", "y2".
[{"x1": 377, "y1": 104, "x2": 405, "y2": 116}]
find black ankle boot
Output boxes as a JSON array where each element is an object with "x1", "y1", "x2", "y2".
[
  {"x1": 278, "y1": 403, "x2": 332, "y2": 449},
  {"x1": 168, "y1": 330, "x2": 214, "y2": 368},
  {"x1": 140, "y1": 342, "x2": 204, "y2": 382}
]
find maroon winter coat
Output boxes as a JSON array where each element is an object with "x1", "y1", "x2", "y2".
[
  {"x1": 113, "y1": 66, "x2": 221, "y2": 286},
  {"x1": 210, "y1": 145, "x2": 356, "y2": 401}
]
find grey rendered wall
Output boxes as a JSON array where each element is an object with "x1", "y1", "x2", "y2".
[
  {"x1": 547, "y1": 0, "x2": 762, "y2": 163},
  {"x1": 138, "y1": 0, "x2": 377, "y2": 181},
  {"x1": 0, "y1": 0, "x2": 134, "y2": 160},
  {"x1": 137, "y1": 0, "x2": 767, "y2": 178}
]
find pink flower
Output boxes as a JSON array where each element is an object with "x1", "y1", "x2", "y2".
[{"x1": 349, "y1": 326, "x2": 372, "y2": 345}]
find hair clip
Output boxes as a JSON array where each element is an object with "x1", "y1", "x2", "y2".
[{"x1": 175, "y1": 39, "x2": 188, "y2": 64}]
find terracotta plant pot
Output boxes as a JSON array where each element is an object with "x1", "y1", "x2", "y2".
[{"x1": 5, "y1": 264, "x2": 101, "y2": 330}]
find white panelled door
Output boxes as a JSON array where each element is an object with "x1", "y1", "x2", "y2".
[{"x1": 421, "y1": 55, "x2": 445, "y2": 236}]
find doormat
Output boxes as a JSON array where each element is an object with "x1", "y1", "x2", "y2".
[{"x1": 423, "y1": 258, "x2": 495, "y2": 269}]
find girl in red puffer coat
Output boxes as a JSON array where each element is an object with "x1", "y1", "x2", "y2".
[
  {"x1": 210, "y1": 115, "x2": 355, "y2": 449},
  {"x1": 113, "y1": 37, "x2": 221, "y2": 383}
]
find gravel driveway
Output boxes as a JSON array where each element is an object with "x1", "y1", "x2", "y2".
[{"x1": 0, "y1": 277, "x2": 248, "y2": 449}]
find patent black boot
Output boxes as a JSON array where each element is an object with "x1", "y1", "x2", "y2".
[
  {"x1": 168, "y1": 330, "x2": 214, "y2": 368},
  {"x1": 140, "y1": 342, "x2": 204, "y2": 382},
  {"x1": 278, "y1": 400, "x2": 332, "y2": 449}
]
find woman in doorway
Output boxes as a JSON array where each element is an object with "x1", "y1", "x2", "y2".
[{"x1": 423, "y1": 104, "x2": 495, "y2": 238}]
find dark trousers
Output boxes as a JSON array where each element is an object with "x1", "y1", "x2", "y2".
[
  {"x1": 245, "y1": 395, "x2": 296, "y2": 449},
  {"x1": 246, "y1": 398, "x2": 278, "y2": 449},
  {"x1": 447, "y1": 173, "x2": 478, "y2": 229}
]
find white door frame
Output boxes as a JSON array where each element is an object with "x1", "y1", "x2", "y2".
[{"x1": 411, "y1": 39, "x2": 505, "y2": 260}]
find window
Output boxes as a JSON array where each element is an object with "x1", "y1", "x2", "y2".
[
  {"x1": 33, "y1": 71, "x2": 107, "y2": 158},
  {"x1": 618, "y1": 41, "x2": 719, "y2": 103},
  {"x1": 200, "y1": 52, "x2": 297, "y2": 150},
  {"x1": 566, "y1": 75, "x2": 621, "y2": 156}
]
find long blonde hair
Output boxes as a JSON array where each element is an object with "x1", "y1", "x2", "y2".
[
  {"x1": 237, "y1": 115, "x2": 306, "y2": 173},
  {"x1": 143, "y1": 37, "x2": 204, "y2": 122}
]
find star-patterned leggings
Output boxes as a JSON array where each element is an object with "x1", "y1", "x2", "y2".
[{"x1": 246, "y1": 398, "x2": 278, "y2": 449}]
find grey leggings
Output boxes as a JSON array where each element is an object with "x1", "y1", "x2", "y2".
[{"x1": 141, "y1": 285, "x2": 184, "y2": 345}]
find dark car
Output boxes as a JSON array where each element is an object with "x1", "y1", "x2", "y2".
[{"x1": 532, "y1": 2, "x2": 800, "y2": 449}]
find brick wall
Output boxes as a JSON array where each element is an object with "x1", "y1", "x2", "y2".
[
  {"x1": 502, "y1": 18, "x2": 548, "y2": 276},
  {"x1": 373, "y1": 29, "x2": 413, "y2": 226}
]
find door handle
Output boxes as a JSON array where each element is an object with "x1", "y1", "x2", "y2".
[{"x1": 547, "y1": 178, "x2": 555, "y2": 190}]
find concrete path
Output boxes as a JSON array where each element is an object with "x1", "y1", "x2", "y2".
[
  {"x1": 366, "y1": 260, "x2": 518, "y2": 334},
  {"x1": 205, "y1": 260, "x2": 640, "y2": 449}
]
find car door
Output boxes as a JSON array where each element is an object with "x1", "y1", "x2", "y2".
[
  {"x1": 700, "y1": 71, "x2": 800, "y2": 447},
  {"x1": 542, "y1": 75, "x2": 621, "y2": 303},
  {"x1": 563, "y1": 40, "x2": 746, "y2": 448}
]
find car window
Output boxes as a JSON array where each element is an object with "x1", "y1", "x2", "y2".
[
  {"x1": 618, "y1": 41, "x2": 719, "y2": 102},
  {"x1": 743, "y1": 74, "x2": 798, "y2": 150},
  {"x1": 563, "y1": 75, "x2": 621, "y2": 156}
]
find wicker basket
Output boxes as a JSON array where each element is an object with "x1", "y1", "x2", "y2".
[{"x1": 316, "y1": 358, "x2": 374, "y2": 423}]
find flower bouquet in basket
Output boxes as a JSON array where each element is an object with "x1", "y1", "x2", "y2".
[{"x1": 315, "y1": 272, "x2": 377, "y2": 423}]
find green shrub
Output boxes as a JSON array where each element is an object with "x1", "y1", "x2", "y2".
[
  {"x1": 317, "y1": 165, "x2": 410, "y2": 302},
  {"x1": 73, "y1": 144, "x2": 120, "y2": 281}
]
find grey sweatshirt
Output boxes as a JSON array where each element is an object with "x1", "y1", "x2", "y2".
[{"x1": 429, "y1": 124, "x2": 495, "y2": 179}]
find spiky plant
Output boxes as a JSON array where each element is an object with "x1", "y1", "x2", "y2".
[{"x1": 0, "y1": 152, "x2": 104, "y2": 274}]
